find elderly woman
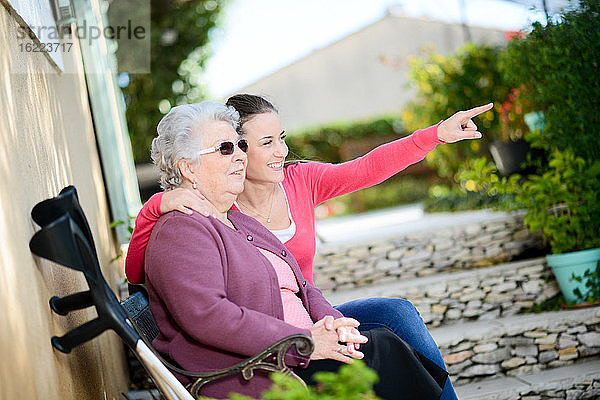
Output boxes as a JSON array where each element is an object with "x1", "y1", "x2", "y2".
[{"x1": 145, "y1": 101, "x2": 447, "y2": 399}]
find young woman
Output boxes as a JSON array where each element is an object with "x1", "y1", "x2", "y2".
[{"x1": 127, "y1": 94, "x2": 493, "y2": 399}]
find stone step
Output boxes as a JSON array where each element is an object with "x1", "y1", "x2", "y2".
[
  {"x1": 313, "y1": 210, "x2": 543, "y2": 292},
  {"x1": 455, "y1": 358, "x2": 600, "y2": 400},
  {"x1": 430, "y1": 307, "x2": 600, "y2": 385},
  {"x1": 325, "y1": 257, "x2": 560, "y2": 328}
]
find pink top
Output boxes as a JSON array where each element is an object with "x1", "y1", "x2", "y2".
[
  {"x1": 125, "y1": 122, "x2": 443, "y2": 285},
  {"x1": 257, "y1": 248, "x2": 314, "y2": 329}
]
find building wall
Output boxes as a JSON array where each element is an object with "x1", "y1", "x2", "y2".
[
  {"x1": 0, "y1": 3, "x2": 129, "y2": 399},
  {"x1": 237, "y1": 13, "x2": 508, "y2": 131}
]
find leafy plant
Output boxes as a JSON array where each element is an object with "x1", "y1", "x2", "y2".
[
  {"x1": 401, "y1": 43, "x2": 512, "y2": 179},
  {"x1": 424, "y1": 156, "x2": 522, "y2": 213},
  {"x1": 200, "y1": 360, "x2": 380, "y2": 400},
  {"x1": 528, "y1": 294, "x2": 566, "y2": 313},
  {"x1": 500, "y1": 0, "x2": 600, "y2": 161},
  {"x1": 462, "y1": 150, "x2": 600, "y2": 255},
  {"x1": 110, "y1": 215, "x2": 136, "y2": 262},
  {"x1": 517, "y1": 150, "x2": 600, "y2": 254},
  {"x1": 572, "y1": 266, "x2": 600, "y2": 304}
]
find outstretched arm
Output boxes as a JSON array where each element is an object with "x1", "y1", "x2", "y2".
[
  {"x1": 306, "y1": 103, "x2": 493, "y2": 205},
  {"x1": 307, "y1": 123, "x2": 442, "y2": 205}
]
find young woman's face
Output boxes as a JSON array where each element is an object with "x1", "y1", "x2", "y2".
[{"x1": 241, "y1": 112, "x2": 288, "y2": 184}]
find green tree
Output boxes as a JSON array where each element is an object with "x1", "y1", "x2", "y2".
[
  {"x1": 402, "y1": 43, "x2": 511, "y2": 179},
  {"x1": 119, "y1": 0, "x2": 227, "y2": 163},
  {"x1": 500, "y1": 0, "x2": 600, "y2": 160}
]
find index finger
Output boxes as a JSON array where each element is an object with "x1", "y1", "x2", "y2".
[{"x1": 464, "y1": 102, "x2": 493, "y2": 119}]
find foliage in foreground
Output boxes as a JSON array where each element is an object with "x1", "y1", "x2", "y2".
[{"x1": 200, "y1": 360, "x2": 380, "y2": 400}]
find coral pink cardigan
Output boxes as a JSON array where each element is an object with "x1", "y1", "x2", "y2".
[{"x1": 125, "y1": 123, "x2": 443, "y2": 285}]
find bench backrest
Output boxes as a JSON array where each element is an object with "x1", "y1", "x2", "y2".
[{"x1": 120, "y1": 291, "x2": 160, "y2": 344}]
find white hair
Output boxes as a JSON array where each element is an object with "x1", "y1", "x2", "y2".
[{"x1": 151, "y1": 101, "x2": 240, "y2": 190}]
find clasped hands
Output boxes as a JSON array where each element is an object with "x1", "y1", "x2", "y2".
[{"x1": 309, "y1": 316, "x2": 368, "y2": 364}]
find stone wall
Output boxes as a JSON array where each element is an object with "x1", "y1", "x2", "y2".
[
  {"x1": 438, "y1": 308, "x2": 600, "y2": 385},
  {"x1": 523, "y1": 380, "x2": 599, "y2": 400},
  {"x1": 404, "y1": 260, "x2": 560, "y2": 327},
  {"x1": 326, "y1": 259, "x2": 561, "y2": 328},
  {"x1": 315, "y1": 211, "x2": 544, "y2": 292}
]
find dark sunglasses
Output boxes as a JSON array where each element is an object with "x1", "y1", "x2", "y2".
[{"x1": 197, "y1": 139, "x2": 248, "y2": 156}]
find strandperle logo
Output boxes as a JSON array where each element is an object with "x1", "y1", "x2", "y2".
[{"x1": 17, "y1": 20, "x2": 147, "y2": 46}]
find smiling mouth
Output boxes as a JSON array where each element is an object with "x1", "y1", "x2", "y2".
[
  {"x1": 230, "y1": 169, "x2": 245, "y2": 176},
  {"x1": 267, "y1": 162, "x2": 283, "y2": 169}
]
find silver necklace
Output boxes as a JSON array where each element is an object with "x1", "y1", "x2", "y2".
[{"x1": 238, "y1": 185, "x2": 276, "y2": 224}]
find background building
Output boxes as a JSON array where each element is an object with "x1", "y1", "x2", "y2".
[{"x1": 235, "y1": 9, "x2": 508, "y2": 131}]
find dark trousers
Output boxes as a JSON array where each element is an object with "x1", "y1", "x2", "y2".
[
  {"x1": 294, "y1": 328, "x2": 448, "y2": 400},
  {"x1": 335, "y1": 298, "x2": 457, "y2": 399}
]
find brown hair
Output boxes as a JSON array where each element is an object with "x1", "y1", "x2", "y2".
[
  {"x1": 227, "y1": 94, "x2": 306, "y2": 165},
  {"x1": 225, "y1": 94, "x2": 278, "y2": 134}
]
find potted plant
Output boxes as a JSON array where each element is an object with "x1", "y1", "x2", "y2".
[
  {"x1": 515, "y1": 150, "x2": 600, "y2": 304},
  {"x1": 488, "y1": 85, "x2": 533, "y2": 176},
  {"x1": 458, "y1": 147, "x2": 600, "y2": 305},
  {"x1": 495, "y1": 0, "x2": 600, "y2": 304}
]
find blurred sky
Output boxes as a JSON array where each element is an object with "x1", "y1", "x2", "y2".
[{"x1": 203, "y1": 0, "x2": 549, "y2": 98}]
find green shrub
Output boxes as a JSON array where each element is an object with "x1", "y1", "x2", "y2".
[
  {"x1": 500, "y1": 0, "x2": 600, "y2": 160},
  {"x1": 402, "y1": 43, "x2": 512, "y2": 179},
  {"x1": 517, "y1": 151, "x2": 600, "y2": 254},
  {"x1": 460, "y1": 151, "x2": 600, "y2": 255},
  {"x1": 287, "y1": 117, "x2": 404, "y2": 163},
  {"x1": 424, "y1": 1, "x2": 600, "y2": 224}
]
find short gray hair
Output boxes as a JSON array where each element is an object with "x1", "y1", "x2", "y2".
[{"x1": 151, "y1": 101, "x2": 240, "y2": 190}]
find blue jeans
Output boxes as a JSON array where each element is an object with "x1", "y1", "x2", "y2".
[{"x1": 335, "y1": 298, "x2": 458, "y2": 400}]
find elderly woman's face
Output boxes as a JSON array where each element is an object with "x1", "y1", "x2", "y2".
[{"x1": 188, "y1": 120, "x2": 247, "y2": 200}]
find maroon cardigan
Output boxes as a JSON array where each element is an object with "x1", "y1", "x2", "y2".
[{"x1": 144, "y1": 209, "x2": 342, "y2": 399}]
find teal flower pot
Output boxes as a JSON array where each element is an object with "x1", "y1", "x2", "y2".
[{"x1": 546, "y1": 247, "x2": 600, "y2": 304}]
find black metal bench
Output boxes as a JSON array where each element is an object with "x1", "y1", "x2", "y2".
[
  {"x1": 120, "y1": 289, "x2": 313, "y2": 397},
  {"x1": 29, "y1": 186, "x2": 313, "y2": 399}
]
